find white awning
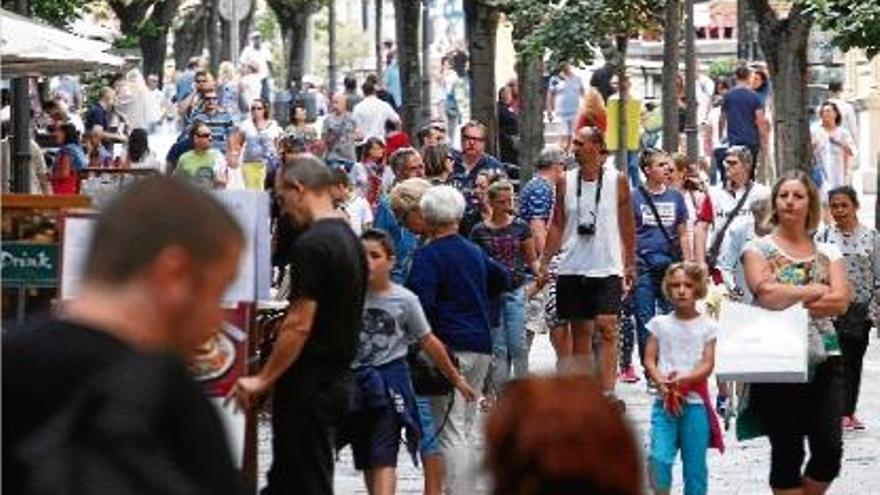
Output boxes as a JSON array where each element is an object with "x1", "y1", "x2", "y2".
[{"x1": 1, "y1": 8, "x2": 126, "y2": 77}]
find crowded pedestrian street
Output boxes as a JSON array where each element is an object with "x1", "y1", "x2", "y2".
[{"x1": 4, "y1": 1, "x2": 880, "y2": 494}]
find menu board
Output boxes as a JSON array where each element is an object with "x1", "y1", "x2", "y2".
[{"x1": 60, "y1": 190, "x2": 271, "y2": 303}]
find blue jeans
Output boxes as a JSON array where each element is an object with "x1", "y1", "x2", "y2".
[
  {"x1": 634, "y1": 262, "x2": 673, "y2": 365},
  {"x1": 627, "y1": 150, "x2": 642, "y2": 188},
  {"x1": 492, "y1": 287, "x2": 528, "y2": 387},
  {"x1": 416, "y1": 395, "x2": 440, "y2": 455},
  {"x1": 650, "y1": 401, "x2": 710, "y2": 495}
]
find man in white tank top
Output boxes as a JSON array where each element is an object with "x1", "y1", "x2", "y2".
[{"x1": 540, "y1": 126, "x2": 636, "y2": 401}]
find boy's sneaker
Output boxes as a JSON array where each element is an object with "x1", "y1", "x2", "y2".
[
  {"x1": 619, "y1": 366, "x2": 640, "y2": 384},
  {"x1": 716, "y1": 394, "x2": 730, "y2": 417}
]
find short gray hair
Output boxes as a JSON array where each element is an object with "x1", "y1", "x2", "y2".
[
  {"x1": 536, "y1": 145, "x2": 565, "y2": 170},
  {"x1": 420, "y1": 185, "x2": 465, "y2": 227},
  {"x1": 726, "y1": 145, "x2": 753, "y2": 170},
  {"x1": 388, "y1": 147, "x2": 419, "y2": 177},
  {"x1": 280, "y1": 153, "x2": 333, "y2": 189}
]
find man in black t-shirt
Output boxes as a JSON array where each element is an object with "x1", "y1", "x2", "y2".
[
  {"x1": 3, "y1": 177, "x2": 245, "y2": 495},
  {"x1": 231, "y1": 153, "x2": 368, "y2": 495}
]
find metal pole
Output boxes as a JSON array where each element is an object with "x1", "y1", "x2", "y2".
[
  {"x1": 11, "y1": 0, "x2": 31, "y2": 193},
  {"x1": 328, "y1": 0, "x2": 337, "y2": 93},
  {"x1": 230, "y1": 0, "x2": 240, "y2": 64},
  {"x1": 421, "y1": 0, "x2": 432, "y2": 125},
  {"x1": 375, "y1": 0, "x2": 383, "y2": 75},
  {"x1": 684, "y1": 0, "x2": 699, "y2": 164}
]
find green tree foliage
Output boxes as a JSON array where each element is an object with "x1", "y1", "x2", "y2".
[
  {"x1": 508, "y1": 0, "x2": 663, "y2": 69},
  {"x1": 806, "y1": 0, "x2": 880, "y2": 58},
  {"x1": 2, "y1": 0, "x2": 85, "y2": 26}
]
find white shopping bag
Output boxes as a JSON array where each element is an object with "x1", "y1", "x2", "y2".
[{"x1": 715, "y1": 301, "x2": 809, "y2": 383}]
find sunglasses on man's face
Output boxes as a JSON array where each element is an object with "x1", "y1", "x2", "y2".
[
  {"x1": 195, "y1": 79, "x2": 207, "y2": 84},
  {"x1": 204, "y1": 96, "x2": 218, "y2": 101},
  {"x1": 462, "y1": 135, "x2": 485, "y2": 143},
  {"x1": 196, "y1": 133, "x2": 213, "y2": 139}
]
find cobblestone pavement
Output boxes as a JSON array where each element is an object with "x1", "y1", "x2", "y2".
[{"x1": 254, "y1": 330, "x2": 880, "y2": 494}]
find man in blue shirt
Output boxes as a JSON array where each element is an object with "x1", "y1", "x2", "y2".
[
  {"x1": 631, "y1": 149, "x2": 691, "y2": 375},
  {"x1": 519, "y1": 146, "x2": 565, "y2": 257},
  {"x1": 190, "y1": 87, "x2": 235, "y2": 152},
  {"x1": 84, "y1": 87, "x2": 115, "y2": 132},
  {"x1": 449, "y1": 120, "x2": 505, "y2": 235},
  {"x1": 373, "y1": 148, "x2": 426, "y2": 283},
  {"x1": 719, "y1": 66, "x2": 768, "y2": 180}
]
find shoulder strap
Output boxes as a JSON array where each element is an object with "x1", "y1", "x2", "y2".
[
  {"x1": 638, "y1": 186, "x2": 676, "y2": 248},
  {"x1": 708, "y1": 183, "x2": 753, "y2": 261}
]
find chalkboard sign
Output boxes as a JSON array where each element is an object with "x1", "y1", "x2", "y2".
[{"x1": 1, "y1": 243, "x2": 58, "y2": 286}]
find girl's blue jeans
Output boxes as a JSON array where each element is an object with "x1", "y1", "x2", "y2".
[
  {"x1": 491, "y1": 287, "x2": 528, "y2": 387},
  {"x1": 650, "y1": 400, "x2": 710, "y2": 495}
]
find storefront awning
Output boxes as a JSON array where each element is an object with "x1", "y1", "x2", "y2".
[{"x1": 1, "y1": 8, "x2": 126, "y2": 77}]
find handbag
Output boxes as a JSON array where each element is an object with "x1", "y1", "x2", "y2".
[
  {"x1": 715, "y1": 300, "x2": 809, "y2": 383},
  {"x1": 406, "y1": 344, "x2": 459, "y2": 396}
]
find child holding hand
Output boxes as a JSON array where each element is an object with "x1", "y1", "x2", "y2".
[{"x1": 644, "y1": 262, "x2": 724, "y2": 495}]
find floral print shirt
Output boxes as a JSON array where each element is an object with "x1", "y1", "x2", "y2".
[
  {"x1": 816, "y1": 224, "x2": 880, "y2": 308},
  {"x1": 744, "y1": 236, "x2": 843, "y2": 362}
]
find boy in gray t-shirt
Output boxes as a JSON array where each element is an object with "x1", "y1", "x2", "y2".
[
  {"x1": 355, "y1": 284, "x2": 431, "y2": 367},
  {"x1": 346, "y1": 229, "x2": 476, "y2": 493}
]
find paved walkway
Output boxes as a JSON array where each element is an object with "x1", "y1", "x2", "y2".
[{"x1": 253, "y1": 330, "x2": 880, "y2": 493}]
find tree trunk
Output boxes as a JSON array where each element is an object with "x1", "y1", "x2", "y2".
[
  {"x1": 516, "y1": 54, "x2": 544, "y2": 183},
  {"x1": 464, "y1": 0, "x2": 500, "y2": 156},
  {"x1": 375, "y1": 0, "x2": 383, "y2": 74},
  {"x1": 393, "y1": 0, "x2": 422, "y2": 138},
  {"x1": 662, "y1": 0, "x2": 681, "y2": 152},
  {"x1": 206, "y1": 0, "x2": 221, "y2": 72},
  {"x1": 749, "y1": 0, "x2": 813, "y2": 175},
  {"x1": 287, "y1": 11, "x2": 311, "y2": 90},
  {"x1": 139, "y1": 32, "x2": 169, "y2": 86},
  {"x1": 173, "y1": 6, "x2": 207, "y2": 69}
]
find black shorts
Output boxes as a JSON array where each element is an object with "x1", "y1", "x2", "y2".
[
  {"x1": 556, "y1": 275, "x2": 622, "y2": 320},
  {"x1": 349, "y1": 407, "x2": 403, "y2": 470}
]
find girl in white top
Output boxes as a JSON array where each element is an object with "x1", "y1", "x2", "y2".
[{"x1": 644, "y1": 262, "x2": 719, "y2": 495}]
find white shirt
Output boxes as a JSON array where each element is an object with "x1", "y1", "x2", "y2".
[
  {"x1": 558, "y1": 165, "x2": 624, "y2": 277},
  {"x1": 647, "y1": 313, "x2": 718, "y2": 403},
  {"x1": 702, "y1": 182, "x2": 770, "y2": 248},
  {"x1": 351, "y1": 96, "x2": 399, "y2": 141},
  {"x1": 239, "y1": 44, "x2": 272, "y2": 79},
  {"x1": 827, "y1": 97, "x2": 859, "y2": 145},
  {"x1": 342, "y1": 195, "x2": 373, "y2": 236}
]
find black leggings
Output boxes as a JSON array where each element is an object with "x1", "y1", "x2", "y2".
[
  {"x1": 834, "y1": 307, "x2": 872, "y2": 416},
  {"x1": 752, "y1": 357, "x2": 844, "y2": 489}
]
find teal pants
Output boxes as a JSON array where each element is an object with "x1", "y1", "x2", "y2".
[{"x1": 649, "y1": 400, "x2": 710, "y2": 495}]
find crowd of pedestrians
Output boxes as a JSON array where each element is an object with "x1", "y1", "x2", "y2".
[{"x1": 3, "y1": 46, "x2": 876, "y2": 495}]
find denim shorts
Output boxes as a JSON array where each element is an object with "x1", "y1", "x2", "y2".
[{"x1": 416, "y1": 395, "x2": 441, "y2": 455}]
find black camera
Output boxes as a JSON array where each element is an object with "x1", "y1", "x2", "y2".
[{"x1": 577, "y1": 223, "x2": 596, "y2": 236}]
